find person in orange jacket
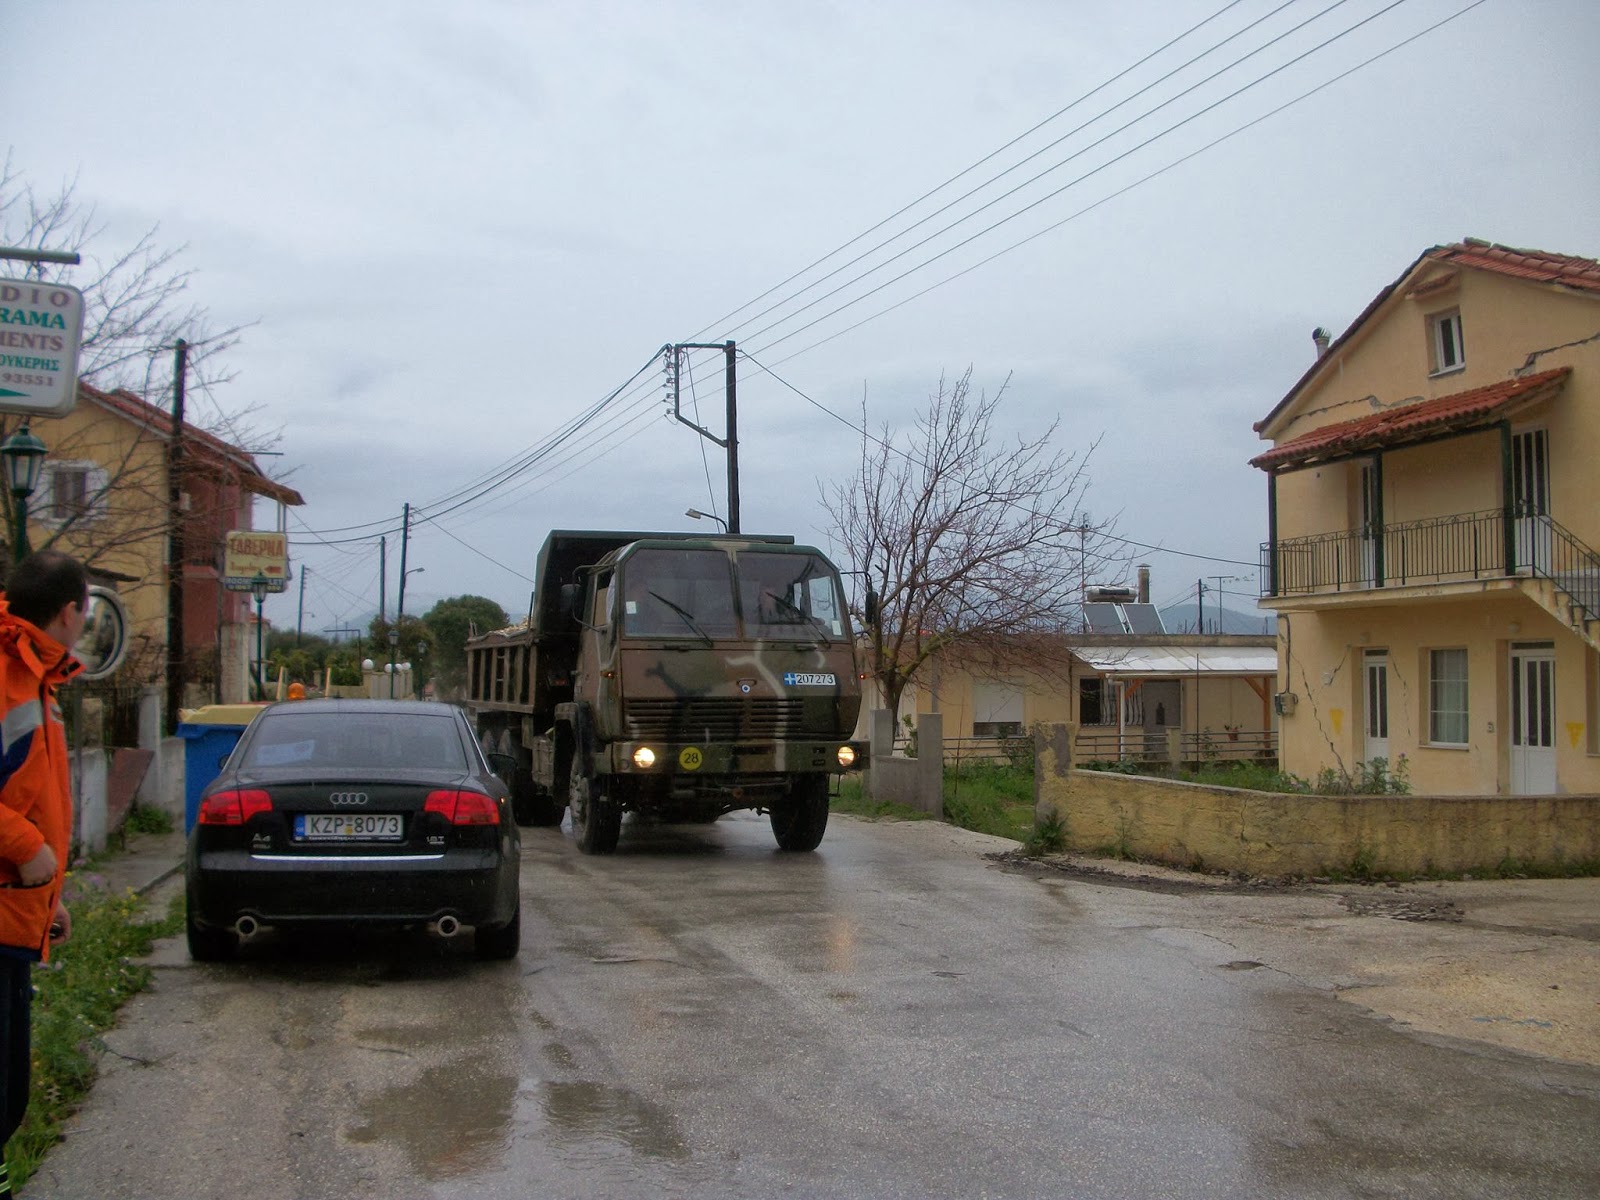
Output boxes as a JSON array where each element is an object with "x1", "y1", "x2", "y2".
[{"x1": 0, "y1": 551, "x2": 87, "y2": 1197}]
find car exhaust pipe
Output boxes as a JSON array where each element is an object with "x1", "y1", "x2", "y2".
[
  {"x1": 234, "y1": 915, "x2": 261, "y2": 940},
  {"x1": 433, "y1": 915, "x2": 462, "y2": 939}
]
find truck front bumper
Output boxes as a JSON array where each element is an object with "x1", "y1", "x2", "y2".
[{"x1": 600, "y1": 739, "x2": 868, "y2": 778}]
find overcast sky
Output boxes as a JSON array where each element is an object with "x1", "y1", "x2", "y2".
[{"x1": 6, "y1": 0, "x2": 1598, "y2": 635}]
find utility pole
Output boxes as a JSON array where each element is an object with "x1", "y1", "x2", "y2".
[
  {"x1": 392, "y1": 504, "x2": 411, "y2": 699},
  {"x1": 379, "y1": 535, "x2": 387, "y2": 623},
  {"x1": 724, "y1": 340, "x2": 739, "y2": 535},
  {"x1": 164, "y1": 339, "x2": 187, "y2": 735},
  {"x1": 1196, "y1": 578, "x2": 1205, "y2": 636},
  {"x1": 666, "y1": 341, "x2": 741, "y2": 534},
  {"x1": 296, "y1": 567, "x2": 308, "y2": 645}
]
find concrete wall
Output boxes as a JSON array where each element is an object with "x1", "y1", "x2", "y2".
[
  {"x1": 865, "y1": 710, "x2": 943, "y2": 817},
  {"x1": 1035, "y1": 723, "x2": 1600, "y2": 877}
]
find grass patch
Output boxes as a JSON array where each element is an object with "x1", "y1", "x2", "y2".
[
  {"x1": 123, "y1": 805, "x2": 175, "y2": 836},
  {"x1": 943, "y1": 761, "x2": 1035, "y2": 842},
  {"x1": 830, "y1": 775, "x2": 935, "y2": 822},
  {"x1": 8, "y1": 877, "x2": 182, "y2": 1188}
]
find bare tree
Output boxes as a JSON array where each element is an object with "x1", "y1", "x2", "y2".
[
  {"x1": 0, "y1": 150, "x2": 273, "y2": 451},
  {"x1": 823, "y1": 368, "x2": 1118, "y2": 719}
]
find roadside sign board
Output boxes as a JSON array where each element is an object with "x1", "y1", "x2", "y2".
[
  {"x1": 223, "y1": 530, "x2": 291, "y2": 593},
  {"x1": 0, "y1": 279, "x2": 85, "y2": 417}
]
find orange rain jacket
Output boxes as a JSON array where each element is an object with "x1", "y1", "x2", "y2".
[{"x1": 0, "y1": 598, "x2": 82, "y2": 960}]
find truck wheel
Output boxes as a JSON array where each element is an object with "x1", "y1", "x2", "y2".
[
  {"x1": 771, "y1": 776, "x2": 829, "y2": 852},
  {"x1": 569, "y1": 774, "x2": 621, "y2": 854}
]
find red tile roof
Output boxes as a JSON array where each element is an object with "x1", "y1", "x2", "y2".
[
  {"x1": 1250, "y1": 367, "x2": 1570, "y2": 471},
  {"x1": 1254, "y1": 239, "x2": 1599, "y2": 437},
  {"x1": 79, "y1": 383, "x2": 305, "y2": 506},
  {"x1": 1431, "y1": 239, "x2": 1600, "y2": 293}
]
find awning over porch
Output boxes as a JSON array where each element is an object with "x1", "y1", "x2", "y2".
[
  {"x1": 1072, "y1": 645, "x2": 1279, "y2": 678},
  {"x1": 1249, "y1": 367, "x2": 1569, "y2": 472}
]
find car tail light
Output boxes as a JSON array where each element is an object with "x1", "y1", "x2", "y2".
[
  {"x1": 424, "y1": 790, "x2": 500, "y2": 826},
  {"x1": 198, "y1": 789, "x2": 274, "y2": 825}
]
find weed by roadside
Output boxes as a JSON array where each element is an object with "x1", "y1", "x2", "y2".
[
  {"x1": 943, "y1": 761, "x2": 1034, "y2": 842},
  {"x1": 124, "y1": 805, "x2": 175, "y2": 836},
  {"x1": 7, "y1": 879, "x2": 181, "y2": 1188}
]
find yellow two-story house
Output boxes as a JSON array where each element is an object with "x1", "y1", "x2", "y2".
[{"x1": 1254, "y1": 239, "x2": 1600, "y2": 796}]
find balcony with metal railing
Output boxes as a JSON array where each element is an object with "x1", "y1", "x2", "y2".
[{"x1": 1261, "y1": 510, "x2": 1600, "y2": 631}]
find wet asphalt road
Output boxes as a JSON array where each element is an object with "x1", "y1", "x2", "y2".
[{"x1": 28, "y1": 813, "x2": 1600, "y2": 1199}]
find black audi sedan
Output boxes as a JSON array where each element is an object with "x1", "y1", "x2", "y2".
[{"x1": 185, "y1": 699, "x2": 522, "y2": 962}]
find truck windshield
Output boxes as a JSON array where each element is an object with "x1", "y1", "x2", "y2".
[
  {"x1": 736, "y1": 551, "x2": 846, "y2": 641},
  {"x1": 619, "y1": 549, "x2": 738, "y2": 638}
]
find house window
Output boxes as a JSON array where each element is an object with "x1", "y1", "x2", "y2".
[
  {"x1": 1428, "y1": 310, "x2": 1465, "y2": 376},
  {"x1": 972, "y1": 680, "x2": 1024, "y2": 737},
  {"x1": 1428, "y1": 648, "x2": 1469, "y2": 745},
  {"x1": 37, "y1": 462, "x2": 108, "y2": 526},
  {"x1": 1078, "y1": 677, "x2": 1106, "y2": 725}
]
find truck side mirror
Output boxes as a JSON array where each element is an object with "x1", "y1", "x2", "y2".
[
  {"x1": 559, "y1": 583, "x2": 581, "y2": 621},
  {"x1": 863, "y1": 590, "x2": 880, "y2": 626}
]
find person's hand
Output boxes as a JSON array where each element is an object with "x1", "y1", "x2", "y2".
[
  {"x1": 18, "y1": 842, "x2": 57, "y2": 887},
  {"x1": 49, "y1": 900, "x2": 69, "y2": 946}
]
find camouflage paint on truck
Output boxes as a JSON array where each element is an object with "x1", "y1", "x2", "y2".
[{"x1": 465, "y1": 530, "x2": 867, "y2": 853}]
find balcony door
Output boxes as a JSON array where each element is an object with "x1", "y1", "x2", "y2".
[
  {"x1": 1511, "y1": 429, "x2": 1549, "y2": 573},
  {"x1": 1359, "y1": 463, "x2": 1380, "y2": 586},
  {"x1": 1509, "y1": 642, "x2": 1556, "y2": 795},
  {"x1": 1363, "y1": 649, "x2": 1389, "y2": 764}
]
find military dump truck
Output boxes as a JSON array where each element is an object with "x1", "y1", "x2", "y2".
[{"x1": 464, "y1": 530, "x2": 869, "y2": 853}]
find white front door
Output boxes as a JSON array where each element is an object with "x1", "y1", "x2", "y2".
[
  {"x1": 1509, "y1": 643, "x2": 1557, "y2": 795},
  {"x1": 1363, "y1": 650, "x2": 1389, "y2": 764},
  {"x1": 1512, "y1": 429, "x2": 1550, "y2": 573}
]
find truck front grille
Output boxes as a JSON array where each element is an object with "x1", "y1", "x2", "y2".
[{"x1": 624, "y1": 698, "x2": 802, "y2": 740}]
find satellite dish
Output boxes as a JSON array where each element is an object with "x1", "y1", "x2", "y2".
[{"x1": 74, "y1": 585, "x2": 129, "y2": 682}]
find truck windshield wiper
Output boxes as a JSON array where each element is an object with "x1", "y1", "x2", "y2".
[
  {"x1": 765, "y1": 593, "x2": 833, "y2": 645},
  {"x1": 649, "y1": 591, "x2": 714, "y2": 646}
]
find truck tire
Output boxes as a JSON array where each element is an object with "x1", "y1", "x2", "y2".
[
  {"x1": 569, "y1": 773, "x2": 622, "y2": 854},
  {"x1": 771, "y1": 775, "x2": 829, "y2": 852}
]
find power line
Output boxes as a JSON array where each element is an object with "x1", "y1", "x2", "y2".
[
  {"x1": 740, "y1": 349, "x2": 1261, "y2": 569},
  {"x1": 761, "y1": 0, "x2": 1485, "y2": 366}
]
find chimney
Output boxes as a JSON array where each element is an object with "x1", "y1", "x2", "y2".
[
  {"x1": 1136, "y1": 564, "x2": 1150, "y2": 604},
  {"x1": 1312, "y1": 326, "x2": 1331, "y2": 359}
]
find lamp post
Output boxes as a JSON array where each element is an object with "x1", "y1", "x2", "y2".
[
  {"x1": 249, "y1": 574, "x2": 270, "y2": 701},
  {"x1": 685, "y1": 507, "x2": 727, "y2": 532},
  {"x1": 1, "y1": 424, "x2": 49, "y2": 559}
]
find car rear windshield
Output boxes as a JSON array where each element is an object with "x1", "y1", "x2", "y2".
[{"x1": 241, "y1": 711, "x2": 468, "y2": 771}]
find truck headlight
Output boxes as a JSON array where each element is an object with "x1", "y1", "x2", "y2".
[
  {"x1": 633, "y1": 747, "x2": 657, "y2": 769},
  {"x1": 837, "y1": 745, "x2": 857, "y2": 767}
]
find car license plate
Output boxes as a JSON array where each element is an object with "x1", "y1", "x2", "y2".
[{"x1": 294, "y1": 813, "x2": 404, "y2": 841}]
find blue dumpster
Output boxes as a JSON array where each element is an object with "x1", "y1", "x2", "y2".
[{"x1": 177, "y1": 704, "x2": 267, "y2": 833}]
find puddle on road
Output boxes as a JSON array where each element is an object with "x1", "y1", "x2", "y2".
[
  {"x1": 345, "y1": 1053, "x2": 517, "y2": 1180},
  {"x1": 541, "y1": 1080, "x2": 690, "y2": 1162}
]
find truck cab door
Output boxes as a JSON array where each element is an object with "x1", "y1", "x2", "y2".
[{"x1": 575, "y1": 571, "x2": 621, "y2": 739}]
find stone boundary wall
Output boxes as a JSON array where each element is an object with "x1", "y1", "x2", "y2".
[{"x1": 1033, "y1": 724, "x2": 1600, "y2": 877}]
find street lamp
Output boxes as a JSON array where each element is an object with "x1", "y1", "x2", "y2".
[
  {"x1": 1, "y1": 424, "x2": 48, "y2": 559},
  {"x1": 685, "y1": 508, "x2": 727, "y2": 532},
  {"x1": 249, "y1": 574, "x2": 270, "y2": 701}
]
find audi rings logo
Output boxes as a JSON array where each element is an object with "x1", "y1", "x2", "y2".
[{"x1": 328, "y1": 792, "x2": 369, "y2": 806}]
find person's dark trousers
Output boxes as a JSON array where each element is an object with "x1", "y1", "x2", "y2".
[{"x1": 0, "y1": 953, "x2": 34, "y2": 1195}]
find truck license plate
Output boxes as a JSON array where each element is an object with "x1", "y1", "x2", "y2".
[{"x1": 294, "y1": 814, "x2": 404, "y2": 841}]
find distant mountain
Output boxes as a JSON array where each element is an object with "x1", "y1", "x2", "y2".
[{"x1": 1158, "y1": 602, "x2": 1273, "y2": 635}]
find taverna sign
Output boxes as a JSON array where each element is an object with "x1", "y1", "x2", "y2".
[{"x1": 0, "y1": 279, "x2": 85, "y2": 417}]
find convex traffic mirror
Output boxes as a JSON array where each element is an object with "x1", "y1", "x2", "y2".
[{"x1": 74, "y1": 585, "x2": 129, "y2": 681}]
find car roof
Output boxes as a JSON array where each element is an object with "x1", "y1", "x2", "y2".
[{"x1": 259, "y1": 699, "x2": 463, "y2": 719}]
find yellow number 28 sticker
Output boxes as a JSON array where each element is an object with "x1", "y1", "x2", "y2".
[{"x1": 678, "y1": 746, "x2": 704, "y2": 770}]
